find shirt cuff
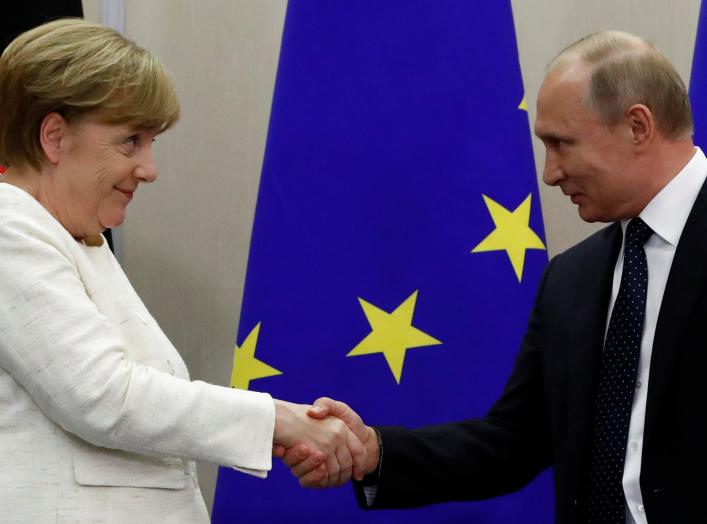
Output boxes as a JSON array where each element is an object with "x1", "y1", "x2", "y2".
[{"x1": 359, "y1": 427, "x2": 384, "y2": 506}]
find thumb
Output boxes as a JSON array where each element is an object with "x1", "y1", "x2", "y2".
[
  {"x1": 272, "y1": 444, "x2": 286, "y2": 458},
  {"x1": 310, "y1": 398, "x2": 367, "y2": 442},
  {"x1": 306, "y1": 397, "x2": 336, "y2": 419}
]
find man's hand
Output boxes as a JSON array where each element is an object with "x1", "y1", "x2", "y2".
[
  {"x1": 276, "y1": 397, "x2": 381, "y2": 488},
  {"x1": 272, "y1": 399, "x2": 366, "y2": 487}
]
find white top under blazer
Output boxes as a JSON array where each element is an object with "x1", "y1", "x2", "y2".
[{"x1": 0, "y1": 182, "x2": 275, "y2": 523}]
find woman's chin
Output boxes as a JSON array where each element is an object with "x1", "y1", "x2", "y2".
[{"x1": 98, "y1": 213, "x2": 126, "y2": 230}]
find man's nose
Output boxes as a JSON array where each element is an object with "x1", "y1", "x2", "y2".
[{"x1": 542, "y1": 150, "x2": 565, "y2": 186}]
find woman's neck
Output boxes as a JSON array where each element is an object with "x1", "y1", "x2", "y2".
[{"x1": 1, "y1": 165, "x2": 42, "y2": 199}]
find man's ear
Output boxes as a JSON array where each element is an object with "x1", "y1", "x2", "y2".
[
  {"x1": 625, "y1": 104, "x2": 654, "y2": 151},
  {"x1": 39, "y1": 112, "x2": 69, "y2": 164}
]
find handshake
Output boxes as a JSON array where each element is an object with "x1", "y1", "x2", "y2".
[{"x1": 272, "y1": 398, "x2": 379, "y2": 488}]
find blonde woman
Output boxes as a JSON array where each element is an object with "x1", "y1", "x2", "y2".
[{"x1": 0, "y1": 19, "x2": 365, "y2": 523}]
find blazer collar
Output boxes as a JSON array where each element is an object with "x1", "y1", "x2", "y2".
[{"x1": 566, "y1": 222, "x2": 623, "y2": 496}]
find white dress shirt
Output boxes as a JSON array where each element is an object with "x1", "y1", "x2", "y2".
[{"x1": 607, "y1": 148, "x2": 707, "y2": 523}]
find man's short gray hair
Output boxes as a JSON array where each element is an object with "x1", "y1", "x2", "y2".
[{"x1": 550, "y1": 30, "x2": 692, "y2": 140}]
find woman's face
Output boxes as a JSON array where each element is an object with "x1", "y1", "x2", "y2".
[{"x1": 50, "y1": 115, "x2": 159, "y2": 238}]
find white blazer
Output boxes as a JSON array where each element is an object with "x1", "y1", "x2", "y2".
[{"x1": 0, "y1": 183, "x2": 275, "y2": 523}]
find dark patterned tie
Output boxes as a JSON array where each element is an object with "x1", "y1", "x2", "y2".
[{"x1": 583, "y1": 217, "x2": 653, "y2": 523}]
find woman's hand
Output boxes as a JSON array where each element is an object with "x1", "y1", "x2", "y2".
[
  {"x1": 272, "y1": 399, "x2": 367, "y2": 487},
  {"x1": 273, "y1": 398, "x2": 379, "y2": 488}
]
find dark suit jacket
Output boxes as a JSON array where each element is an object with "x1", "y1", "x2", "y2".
[{"x1": 357, "y1": 179, "x2": 707, "y2": 523}]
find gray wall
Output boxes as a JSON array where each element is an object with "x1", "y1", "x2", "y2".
[{"x1": 86, "y1": 0, "x2": 703, "y2": 512}]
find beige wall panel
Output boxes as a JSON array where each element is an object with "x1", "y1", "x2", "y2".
[
  {"x1": 82, "y1": 0, "x2": 101, "y2": 22},
  {"x1": 512, "y1": 0, "x2": 701, "y2": 255},
  {"x1": 121, "y1": 0, "x2": 287, "y2": 511}
]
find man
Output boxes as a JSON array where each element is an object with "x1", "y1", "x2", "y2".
[{"x1": 278, "y1": 31, "x2": 706, "y2": 523}]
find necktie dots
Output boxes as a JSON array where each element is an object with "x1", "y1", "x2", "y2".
[{"x1": 584, "y1": 217, "x2": 653, "y2": 523}]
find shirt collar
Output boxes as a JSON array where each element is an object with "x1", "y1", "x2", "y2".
[{"x1": 622, "y1": 147, "x2": 707, "y2": 246}]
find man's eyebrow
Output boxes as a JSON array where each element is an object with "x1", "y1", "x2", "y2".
[{"x1": 534, "y1": 128, "x2": 572, "y2": 142}]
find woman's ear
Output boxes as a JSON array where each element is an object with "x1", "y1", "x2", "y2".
[{"x1": 39, "y1": 112, "x2": 68, "y2": 164}]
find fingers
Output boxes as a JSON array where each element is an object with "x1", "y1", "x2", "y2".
[
  {"x1": 319, "y1": 417, "x2": 350, "y2": 486},
  {"x1": 291, "y1": 420, "x2": 358, "y2": 487},
  {"x1": 281, "y1": 444, "x2": 330, "y2": 488},
  {"x1": 345, "y1": 424, "x2": 367, "y2": 481},
  {"x1": 323, "y1": 416, "x2": 359, "y2": 486},
  {"x1": 289, "y1": 446, "x2": 326, "y2": 476},
  {"x1": 298, "y1": 464, "x2": 327, "y2": 487},
  {"x1": 281, "y1": 444, "x2": 311, "y2": 467},
  {"x1": 310, "y1": 397, "x2": 371, "y2": 480},
  {"x1": 321, "y1": 443, "x2": 341, "y2": 487}
]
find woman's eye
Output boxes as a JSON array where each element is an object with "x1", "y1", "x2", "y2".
[{"x1": 120, "y1": 136, "x2": 139, "y2": 154}]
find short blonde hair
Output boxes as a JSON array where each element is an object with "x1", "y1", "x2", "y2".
[
  {"x1": 0, "y1": 18, "x2": 180, "y2": 169},
  {"x1": 550, "y1": 31, "x2": 692, "y2": 140}
]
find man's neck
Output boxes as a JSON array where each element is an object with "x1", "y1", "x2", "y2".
[{"x1": 629, "y1": 139, "x2": 696, "y2": 218}]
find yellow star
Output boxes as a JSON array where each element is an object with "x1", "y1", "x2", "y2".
[
  {"x1": 518, "y1": 95, "x2": 528, "y2": 111},
  {"x1": 347, "y1": 290, "x2": 441, "y2": 384},
  {"x1": 471, "y1": 194, "x2": 546, "y2": 282},
  {"x1": 230, "y1": 322, "x2": 282, "y2": 390}
]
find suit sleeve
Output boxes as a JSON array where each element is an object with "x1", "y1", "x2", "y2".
[
  {"x1": 0, "y1": 201, "x2": 275, "y2": 473},
  {"x1": 355, "y1": 256, "x2": 558, "y2": 508}
]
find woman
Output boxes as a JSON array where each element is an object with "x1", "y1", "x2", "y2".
[{"x1": 0, "y1": 18, "x2": 363, "y2": 523}]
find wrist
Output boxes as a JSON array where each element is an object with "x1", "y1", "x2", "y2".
[
  {"x1": 273, "y1": 399, "x2": 297, "y2": 447},
  {"x1": 362, "y1": 426, "x2": 382, "y2": 476}
]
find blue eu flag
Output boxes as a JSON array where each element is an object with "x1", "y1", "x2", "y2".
[
  {"x1": 213, "y1": 1, "x2": 552, "y2": 522},
  {"x1": 691, "y1": 0, "x2": 707, "y2": 149}
]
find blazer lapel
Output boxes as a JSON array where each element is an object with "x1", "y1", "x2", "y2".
[
  {"x1": 573, "y1": 223, "x2": 622, "y2": 396},
  {"x1": 565, "y1": 222, "x2": 623, "y2": 493},
  {"x1": 644, "y1": 180, "x2": 707, "y2": 449}
]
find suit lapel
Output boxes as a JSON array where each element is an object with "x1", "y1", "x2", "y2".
[
  {"x1": 572, "y1": 222, "x2": 622, "y2": 401},
  {"x1": 565, "y1": 222, "x2": 623, "y2": 493},
  {"x1": 644, "y1": 180, "x2": 707, "y2": 449}
]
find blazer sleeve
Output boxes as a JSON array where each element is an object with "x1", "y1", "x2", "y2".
[
  {"x1": 357, "y1": 256, "x2": 558, "y2": 508},
  {"x1": 0, "y1": 199, "x2": 275, "y2": 474}
]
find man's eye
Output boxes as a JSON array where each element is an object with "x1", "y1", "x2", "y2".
[{"x1": 552, "y1": 138, "x2": 571, "y2": 149}]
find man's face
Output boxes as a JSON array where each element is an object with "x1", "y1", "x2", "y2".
[{"x1": 534, "y1": 65, "x2": 638, "y2": 222}]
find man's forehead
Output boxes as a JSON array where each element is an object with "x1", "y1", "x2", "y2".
[
  {"x1": 537, "y1": 66, "x2": 591, "y2": 116},
  {"x1": 534, "y1": 68, "x2": 594, "y2": 137},
  {"x1": 541, "y1": 62, "x2": 590, "y2": 98}
]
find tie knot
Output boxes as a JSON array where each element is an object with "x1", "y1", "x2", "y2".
[{"x1": 625, "y1": 217, "x2": 653, "y2": 246}]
